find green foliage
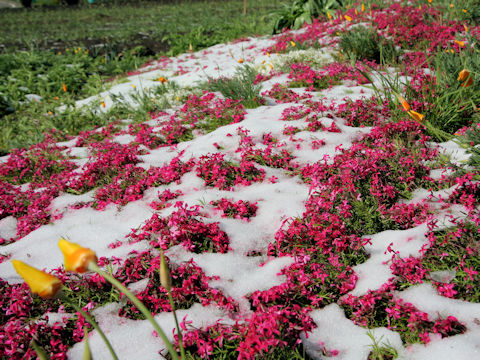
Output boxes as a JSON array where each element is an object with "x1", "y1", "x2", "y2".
[
  {"x1": 203, "y1": 65, "x2": 264, "y2": 109},
  {"x1": 271, "y1": 0, "x2": 344, "y2": 34},
  {"x1": 0, "y1": 0, "x2": 275, "y2": 55},
  {"x1": 462, "y1": 117, "x2": 480, "y2": 174},
  {"x1": 289, "y1": 74, "x2": 339, "y2": 90},
  {"x1": 109, "y1": 82, "x2": 176, "y2": 123},
  {"x1": 421, "y1": 223, "x2": 480, "y2": 303},
  {"x1": 0, "y1": 0, "x2": 276, "y2": 153},
  {"x1": 415, "y1": 0, "x2": 480, "y2": 25},
  {"x1": 366, "y1": 331, "x2": 399, "y2": 360},
  {"x1": 339, "y1": 27, "x2": 399, "y2": 64},
  {"x1": 403, "y1": 48, "x2": 480, "y2": 137},
  {"x1": 177, "y1": 340, "x2": 312, "y2": 360},
  {"x1": 0, "y1": 47, "x2": 145, "y2": 104}
]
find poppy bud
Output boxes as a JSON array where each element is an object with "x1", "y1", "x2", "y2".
[
  {"x1": 12, "y1": 260, "x2": 62, "y2": 299},
  {"x1": 58, "y1": 238, "x2": 97, "y2": 273}
]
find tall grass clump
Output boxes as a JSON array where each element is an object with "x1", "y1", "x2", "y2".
[
  {"x1": 203, "y1": 65, "x2": 265, "y2": 108},
  {"x1": 402, "y1": 48, "x2": 480, "y2": 137},
  {"x1": 339, "y1": 27, "x2": 399, "y2": 64}
]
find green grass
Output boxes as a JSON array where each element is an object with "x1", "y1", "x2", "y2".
[
  {"x1": 202, "y1": 65, "x2": 265, "y2": 109},
  {"x1": 339, "y1": 26, "x2": 399, "y2": 65},
  {"x1": 0, "y1": 0, "x2": 276, "y2": 154},
  {"x1": 0, "y1": 0, "x2": 276, "y2": 55}
]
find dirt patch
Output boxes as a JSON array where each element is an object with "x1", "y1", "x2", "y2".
[{"x1": 1, "y1": 31, "x2": 170, "y2": 56}]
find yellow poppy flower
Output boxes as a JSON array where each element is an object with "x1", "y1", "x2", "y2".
[
  {"x1": 58, "y1": 238, "x2": 98, "y2": 273},
  {"x1": 12, "y1": 260, "x2": 62, "y2": 299},
  {"x1": 290, "y1": 41, "x2": 296, "y2": 47},
  {"x1": 345, "y1": 15, "x2": 353, "y2": 21}
]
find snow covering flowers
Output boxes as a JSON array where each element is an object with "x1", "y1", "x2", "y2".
[{"x1": 1, "y1": 1, "x2": 480, "y2": 359}]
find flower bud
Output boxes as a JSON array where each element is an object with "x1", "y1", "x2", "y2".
[
  {"x1": 12, "y1": 260, "x2": 62, "y2": 299},
  {"x1": 58, "y1": 238, "x2": 97, "y2": 273},
  {"x1": 407, "y1": 110, "x2": 425, "y2": 122},
  {"x1": 159, "y1": 251, "x2": 172, "y2": 292}
]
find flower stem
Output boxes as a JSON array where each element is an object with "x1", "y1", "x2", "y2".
[
  {"x1": 58, "y1": 292, "x2": 119, "y2": 360},
  {"x1": 30, "y1": 340, "x2": 49, "y2": 360},
  {"x1": 167, "y1": 291, "x2": 186, "y2": 359},
  {"x1": 88, "y1": 262, "x2": 180, "y2": 360}
]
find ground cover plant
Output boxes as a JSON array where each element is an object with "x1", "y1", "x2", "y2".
[{"x1": 1, "y1": 0, "x2": 480, "y2": 359}]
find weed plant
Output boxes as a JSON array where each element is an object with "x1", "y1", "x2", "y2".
[
  {"x1": 203, "y1": 65, "x2": 264, "y2": 109},
  {"x1": 339, "y1": 27, "x2": 399, "y2": 64},
  {"x1": 366, "y1": 331, "x2": 399, "y2": 360}
]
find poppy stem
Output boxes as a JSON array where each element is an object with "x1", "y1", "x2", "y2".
[
  {"x1": 88, "y1": 262, "x2": 181, "y2": 360},
  {"x1": 167, "y1": 291, "x2": 186, "y2": 359},
  {"x1": 58, "y1": 291, "x2": 119, "y2": 360}
]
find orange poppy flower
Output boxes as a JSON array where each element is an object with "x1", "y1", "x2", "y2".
[
  {"x1": 458, "y1": 69, "x2": 470, "y2": 82},
  {"x1": 62, "y1": 83, "x2": 67, "y2": 92},
  {"x1": 395, "y1": 94, "x2": 411, "y2": 112},
  {"x1": 12, "y1": 260, "x2": 62, "y2": 299},
  {"x1": 460, "y1": 77, "x2": 473, "y2": 87},
  {"x1": 408, "y1": 110, "x2": 425, "y2": 122},
  {"x1": 58, "y1": 238, "x2": 98, "y2": 273},
  {"x1": 158, "y1": 77, "x2": 168, "y2": 83}
]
